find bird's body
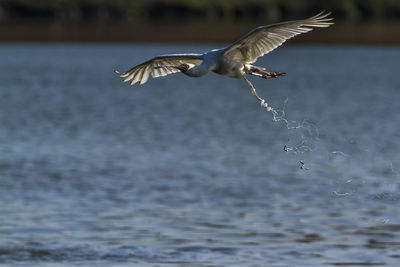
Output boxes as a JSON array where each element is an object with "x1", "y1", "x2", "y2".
[
  {"x1": 116, "y1": 12, "x2": 333, "y2": 85},
  {"x1": 209, "y1": 48, "x2": 246, "y2": 78}
]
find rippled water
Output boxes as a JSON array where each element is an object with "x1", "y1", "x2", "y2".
[{"x1": 0, "y1": 44, "x2": 400, "y2": 266}]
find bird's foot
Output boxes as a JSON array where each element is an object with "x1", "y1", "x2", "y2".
[
  {"x1": 250, "y1": 68, "x2": 286, "y2": 79},
  {"x1": 262, "y1": 71, "x2": 286, "y2": 78}
]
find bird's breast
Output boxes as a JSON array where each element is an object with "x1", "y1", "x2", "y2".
[{"x1": 213, "y1": 59, "x2": 246, "y2": 78}]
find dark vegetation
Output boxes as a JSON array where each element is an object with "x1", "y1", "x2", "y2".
[
  {"x1": 1, "y1": 0, "x2": 400, "y2": 22},
  {"x1": 0, "y1": 0, "x2": 399, "y2": 43}
]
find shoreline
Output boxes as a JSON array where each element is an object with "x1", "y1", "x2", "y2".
[{"x1": 1, "y1": 21, "x2": 400, "y2": 45}]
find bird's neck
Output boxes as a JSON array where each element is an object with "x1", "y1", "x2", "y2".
[{"x1": 185, "y1": 64, "x2": 209, "y2": 77}]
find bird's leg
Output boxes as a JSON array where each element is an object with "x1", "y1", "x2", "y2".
[
  {"x1": 249, "y1": 67, "x2": 286, "y2": 79},
  {"x1": 243, "y1": 77, "x2": 272, "y2": 112}
]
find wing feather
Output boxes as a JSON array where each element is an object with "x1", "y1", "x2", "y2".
[
  {"x1": 116, "y1": 53, "x2": 203, "y2": 85},
  {"x1": 223, "y1": 11, "x2": 333, "y2": 63}
]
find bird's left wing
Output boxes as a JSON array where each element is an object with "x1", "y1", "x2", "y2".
[
  {"x1": 223, "y1": 11, "x2": 333, "y2": 63},
  {"x1": 116, "y1": 53, "x2": 203, "y2": 85}
]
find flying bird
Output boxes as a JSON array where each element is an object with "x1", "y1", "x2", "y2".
[{"x1": 115, "y1": 12, "x2": 333, "y2": 86}]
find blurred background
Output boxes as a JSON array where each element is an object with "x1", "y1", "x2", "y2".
[{"x1": 0, "y1": 0, "x2": 399, "y2": 43}]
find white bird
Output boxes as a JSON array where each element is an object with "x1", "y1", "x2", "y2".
[{"x1": 115, "y1": 12, "x2": 333, "y2": 86}]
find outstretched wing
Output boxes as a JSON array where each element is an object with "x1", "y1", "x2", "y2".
[
  {"x1": 223, "y1": 11, "x2": 333, "y2": 63},
  {"x1": 116, "y1": 53, "x2": 203, "y2": 85}
]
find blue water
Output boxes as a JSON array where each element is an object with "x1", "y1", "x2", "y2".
[{"x1": 0, "y1": 44, "x2": 400, "y2": 266}]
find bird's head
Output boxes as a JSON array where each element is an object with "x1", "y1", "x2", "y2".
[{"x1": 155, "y1": 63, "x2": 190, "y2": 73}]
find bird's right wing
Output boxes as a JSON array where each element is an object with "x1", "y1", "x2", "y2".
[
  {"x1": 116, "y1": 53, "x2": 203, "y2": 85},
  {"x1": 223, "y1": 11, "x2": 333, "y2": 63}
]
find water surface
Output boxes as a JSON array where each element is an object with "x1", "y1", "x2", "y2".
[{"x1": 0, "y1": 44, "x2": 400, "y2": 266}]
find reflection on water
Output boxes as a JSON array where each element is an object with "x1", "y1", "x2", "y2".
[{"x1": 0, "y1": 44, "x2": 400, "y2": 266}]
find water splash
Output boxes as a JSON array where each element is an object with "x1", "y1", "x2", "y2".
[{"x1": 244, "y1": 77, "x2": 318, "y2": 155}]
